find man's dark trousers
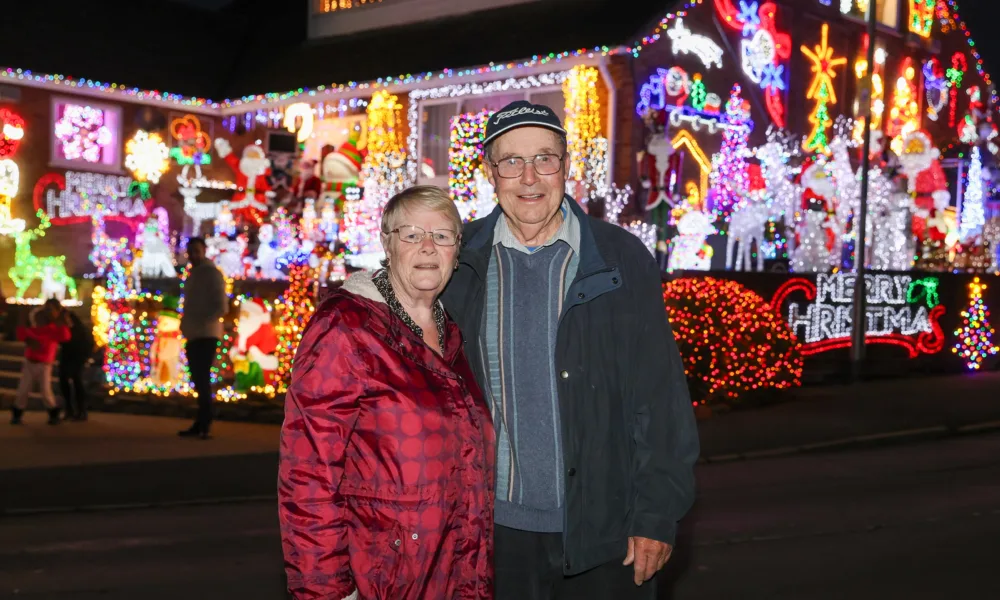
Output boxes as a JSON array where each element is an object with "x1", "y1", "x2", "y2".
[
  {"x1": 494, "y1": 525, "x2": 658, "y2": 599},
  {"x1": 186, "y1": 338, "x2": 219, "y2": 433}
]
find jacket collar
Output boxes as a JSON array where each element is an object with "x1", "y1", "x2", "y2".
[
  {"x1": 461, "y1": 194, "x2": 609, "y2": 278},
  {"x1": 341, "y1": 271, "x2": 462, "y2": 367}
]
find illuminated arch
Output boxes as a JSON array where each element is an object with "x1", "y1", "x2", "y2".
[{"x1": 671, "y1": 130, "x2": 711, "y2": 200}]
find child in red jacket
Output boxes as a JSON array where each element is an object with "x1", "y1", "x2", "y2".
[{"x1": 12, "y1": 300, "x2": 71, "y2": 425}]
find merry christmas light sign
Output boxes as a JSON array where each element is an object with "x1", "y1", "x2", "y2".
[
  {"x1": 32, "y1": 170, "x2": 149, "y2": 228},
  {"x1": 771, "y1": 274, "x2": 946, "y2": 357}
]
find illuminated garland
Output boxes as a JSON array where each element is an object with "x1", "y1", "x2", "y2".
[
  {"x1": 662, "y1": 277, "x2": 803, "y2": 406},
  {"x1": 952, "y1": 277, "x2": 998, "y2": 370},
  {"x1": 406, "y1": 71, "x2": 571, "y2": 182},
  {"x1": 448, "y1": 109, "x2": 490, "y2": 210},
  {"x1": 563, "y1": 66, "x2": 603, "y2": 189},
  {"x1": 887, "y1": 59, "x2": 920, "y2": 156},
  {"x1": 91, "y1": 285, "x2": 110, "y2": 349},
  {"x1": 947, "y1": 52, "x2": 967, "y2": 128},
  {"x1": 4, "y1": 0, "x2": 998, "y2": 123},
  {"x1": 274, "y1": 261, "x2": 317, "y2": 386},
  {"x1": 937, "y1": 1, "x2": 996, "y2": 106},
  {"x1": 366, "y1": 90, "x2": 404, "y2": 161},
  {"x1": 801, "y1": 23, "x2": 847, "y2": 155},
  {"x1": 852, "y1": 45, "x2": 886, "y2": 144}
]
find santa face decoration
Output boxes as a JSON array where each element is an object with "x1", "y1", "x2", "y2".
[
  {"x1": 801, "y1": 162, "x2": 835, "y2": 202},
  {"x1": 240, "y1": 147, "x2": 270, "y2": 183}
]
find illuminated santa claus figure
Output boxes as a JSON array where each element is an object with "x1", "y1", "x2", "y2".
[
  {"x1": 231, "y1": 298, "x2": 279, "y2": 391},
  {"x1": 897, "y1": 130, "x2": 950, "y2": 244},
  {"x1": 214, "y1": 138, "x2": 274, "y2": 225},
  {"x1": 291, "y1": 158, "x2": 322, "y2": 201},
  {"x1": 791, "y1": 157, "x2": 837, "y2": 273}
]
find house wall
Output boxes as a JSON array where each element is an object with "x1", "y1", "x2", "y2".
[
  {"x1": 0, "y1": 86, "x2": 243, "y2": 299},
  {"x1": 616, "y1": 0, "x2": 995, "y2": 213}
]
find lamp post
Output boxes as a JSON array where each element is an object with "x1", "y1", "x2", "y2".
[{"x1": 851, "y1": 1, "x2": 879, "y2": 380}]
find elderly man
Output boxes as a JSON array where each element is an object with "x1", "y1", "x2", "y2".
[{"x1": 442, "y1": 100, "x2": 699, "y2": 598}]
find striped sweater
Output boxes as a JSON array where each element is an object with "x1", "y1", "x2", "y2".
[{"x1": 481, "y1": 205, "x2": 580, "y2": 532}]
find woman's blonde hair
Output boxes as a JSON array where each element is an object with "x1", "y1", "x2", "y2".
[{"x1": 380, "y1": 186, "x2": 462, "y2": 267}]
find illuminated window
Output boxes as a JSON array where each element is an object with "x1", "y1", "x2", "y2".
[
  {"x1": 876, "y1": 0, "x2": 899, "y2": 28},
  {"x1": 50, "y1": 97, "x2": 122, "y2": 172},
  {"x1": 838, "y1": 0, "x2": 899, "y2": 29},
  {"x1": 416, "y1": 89, "x2": 567, "y2": 185},
  {"x1": 316, "y1": 0, "x2": 382, "y2": 13}
]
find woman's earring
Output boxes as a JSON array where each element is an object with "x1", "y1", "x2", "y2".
[{"x1": 454, "y1": 263, "x2": 459, "y2": 271}]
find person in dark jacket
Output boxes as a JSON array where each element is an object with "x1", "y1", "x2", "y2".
[
  {"x1": 58, "y1": 307, "x2": 94, "y2": 421},
  {"x1": 441, "y1": 100, "x2": 700, "y2": 599}
]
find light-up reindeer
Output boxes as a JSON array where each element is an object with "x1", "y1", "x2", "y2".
[
  {"x1": 726, "y1": 197, "x2": 769, "y2": 271},
  {"x1": 9, "y1": 210, "x2": 77, "y2": 300},
  {"x1": 756, "y1": 140, "x2": 801, "y2": 255}
]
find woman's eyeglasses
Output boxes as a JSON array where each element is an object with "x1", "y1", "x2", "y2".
[{"x1": 387, "y1": 225, "x2": 460, "y2": 246}]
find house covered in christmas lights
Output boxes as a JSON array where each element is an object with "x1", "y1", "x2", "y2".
[{"x1": 1, "y1": 0, "x2": 999, "y2": 403}]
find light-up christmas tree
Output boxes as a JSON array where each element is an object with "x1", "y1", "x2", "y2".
[
  {"x1": 800, "y1": 22, "x2": 847, "y2": 155},
  {"x1": 709, "y1": 84, "x2": 751, "y2": 217},
  {"x1": 953, "y1": 277, "x2": 998, "y2": 370},
  {"x1": 803, "y1": 82, "x2": 833, "y2": 154},
  {"x1": 960, "y1": 146, "x2": 985, "y2": 241}
]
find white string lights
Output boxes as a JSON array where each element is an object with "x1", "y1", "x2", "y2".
[{"x1": 407, "y1": 71, "x2": 572, "y2": 182}]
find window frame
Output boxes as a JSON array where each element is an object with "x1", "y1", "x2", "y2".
[
  {"x1": 414, "y1": 84, "x2": 565, "y2": 187},
  {"x1": 50, "y1": 96, "x2": 124, "y2": 174}
]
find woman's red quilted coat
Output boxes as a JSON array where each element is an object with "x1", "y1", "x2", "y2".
[{"x1": 279, "y1": 276, "x2": 496, "y2": 600}]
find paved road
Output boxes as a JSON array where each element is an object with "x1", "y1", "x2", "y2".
[{"x1": 1, "y1": 434, "x2": 997, "y2": 599}]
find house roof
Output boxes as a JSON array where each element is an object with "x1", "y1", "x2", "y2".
[
  {"x1": 0, "y1": 0, "x2": 675, "y2": 103},
  {"x1": 223, "y1": 0, "x2": 675, "y2": 99}
]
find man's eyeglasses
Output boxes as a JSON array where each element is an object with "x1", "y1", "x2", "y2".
[
  {"x1": 490, "y1": 153, "x2": 564, "y2": 179},
  {"x1": 386, "y1": 225, "x2": 460, "y2": 247}
]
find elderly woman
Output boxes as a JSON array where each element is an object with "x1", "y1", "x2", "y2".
[{"x1": 279, "y1": 186, "x2": 495, "y2": 600}]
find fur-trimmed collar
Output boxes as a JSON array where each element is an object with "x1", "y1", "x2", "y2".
[{"x1": 341, "y1": 271, "x2": 384, "y2": 304}]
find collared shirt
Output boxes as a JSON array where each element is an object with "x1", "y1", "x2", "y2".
[{"x1": 493, "y1": 200, "x2": 581, "y2": 255}]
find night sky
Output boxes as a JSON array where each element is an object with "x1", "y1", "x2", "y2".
[{"x1": 952, "y1": 1, "x2": 1000, "y2": 78}]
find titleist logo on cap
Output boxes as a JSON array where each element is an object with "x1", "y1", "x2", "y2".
[{"x1": 492, "y1": 106, "x2": 551, "y2": 124}]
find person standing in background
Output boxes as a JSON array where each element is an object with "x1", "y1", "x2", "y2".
[
  {"x1": 178, "y1": 237, "x2": 228, "y2": 440},
  {"x1": 58, "y1": 307, "x2": 95, "y2": 421},
  {"x1": 12, "y1": 299, "x2": 70, "y2": 425}
]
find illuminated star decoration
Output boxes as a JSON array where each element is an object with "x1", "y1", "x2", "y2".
[
  {"x1": 715, "y1": 0, "x2": 791, "y2": 127},
  {"x1": 801, "y1": 23, "x2": 847, "y2": 105},
  {"x1": 801, "y1": 23, "x2": 847, "y2": 154}
]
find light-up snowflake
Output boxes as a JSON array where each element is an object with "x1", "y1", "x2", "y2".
[
  {"x1": 54, "y1": 104, "x2": 112, "y2": 163},
  {"x1": 125, "y1": 130, "x2": 170, "y2": 184}
]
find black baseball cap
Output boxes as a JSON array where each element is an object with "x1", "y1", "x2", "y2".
[{"x1": 482, "y1": 100, "x2": 567, "y2": 147}]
